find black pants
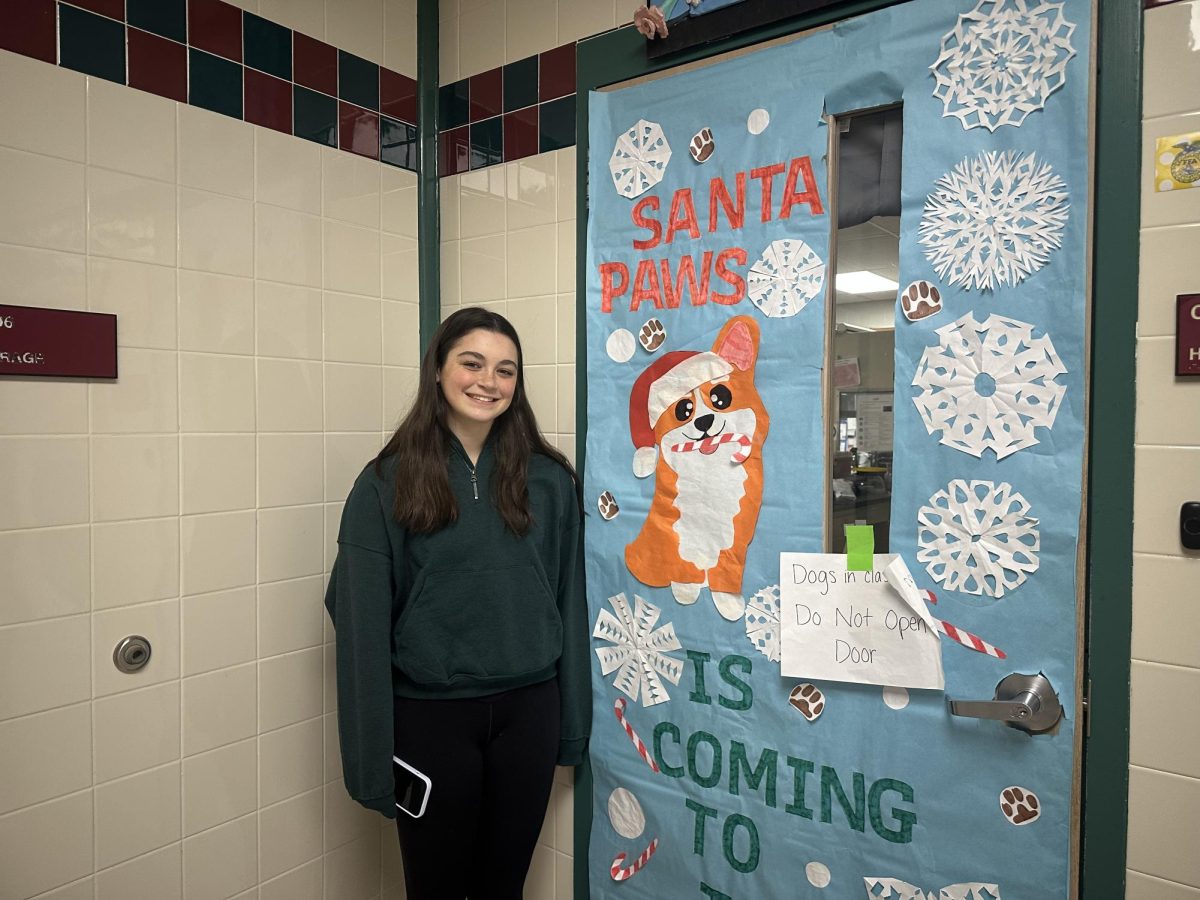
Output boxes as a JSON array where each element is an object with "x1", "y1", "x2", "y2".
[{"x1": 392, "y1": 678, "x2": 560, "y2": 900}]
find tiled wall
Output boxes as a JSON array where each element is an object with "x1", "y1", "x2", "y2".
[
  {"x1": 0, "y1": 31, "x2": 421, "y2": 898},
  {"x1": 1127, "y1": 2, "x2": 1200, "y2": 898}
]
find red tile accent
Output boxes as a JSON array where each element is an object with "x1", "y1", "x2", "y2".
[
  {"x1": 127, "y1": 27, "x2": 187, "y2": 103},
  {"x1": 504, "y1": 106, "x2": 538, "y2": 162},
  {"x1": 539, "y1": 42, "x2": 576, "y2": 102},
  {"x1": 380, "y1": 68, "x2": 417, "y2": 125},
  {"x1": 0, "y1": 0, "x2": 57, "y2": 63},
  {"x1": 439, "y1": 125, "x2": 470, "y2": 177},
  {"x1": 294, "y1": 31, "x2": 337, "y2": 96},
  {"x1": 339, "y1": 101, "x2": 380, "y2": 160},
  {"x1": 63, "y1": 0, "x2": 125, "y2": 19},
  {"x1": 244, "y1": 68, "x2": 292, "y2": 134},
  {"x1": 469, "y1": 67, "x2": 503, "y2": 123},
  {"x1": 189, "y1": 0, "x2": 243, "y2": 63}
]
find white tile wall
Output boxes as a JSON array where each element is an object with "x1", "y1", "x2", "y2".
[
  {"x1": 0, "y1": 0, "x2": 417, "y2": 886},
  {"x1": 1130, "y1": 2, "x2": 1200, "y2": 895}
]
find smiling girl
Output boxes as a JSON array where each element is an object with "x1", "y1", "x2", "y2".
[{"x1": 325, "y1": 307, "x2": 590, "y2": 899}]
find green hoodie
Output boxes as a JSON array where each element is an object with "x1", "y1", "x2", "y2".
[{"x1": 325, "y1": 437, "x2": 591, "y2": 817}]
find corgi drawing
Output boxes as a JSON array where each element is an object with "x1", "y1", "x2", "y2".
[{"x1": 625, "y1": 315, "x2": 769, "y2": 621}]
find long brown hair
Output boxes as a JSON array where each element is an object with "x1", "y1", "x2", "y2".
[{"x1": 377, "y1": 307, "x2": 578, "y2": 535}]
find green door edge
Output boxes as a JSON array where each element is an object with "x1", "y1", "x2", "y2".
[{"x1": 569, "y1": 2, "x2": 1141, "y2": 897}]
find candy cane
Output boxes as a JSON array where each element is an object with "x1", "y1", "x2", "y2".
[
  {"x1": 921, "y1": 589, "x2": 1007, "y2": 658},
  {"x1": 610, "y1": 837, "x2": 659, "y2": 881},
  {"x1": 668, "y1": 432, "x2": 752, "y2": 463},
  {"x1": 614, "y1": 698, "x2": 660, "y2": 774}
]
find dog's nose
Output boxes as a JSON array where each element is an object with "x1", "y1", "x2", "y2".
[{"x1": 694, "y1": 414, "x2": 714, "y2": 433}]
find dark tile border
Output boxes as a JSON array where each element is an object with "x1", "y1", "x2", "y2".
[
  {"x1": 1, "y1": 0, "x2": 419, "y2": 173},
  {"x1": 437, "y1": 42, "x2": 578, "y2": 175}
]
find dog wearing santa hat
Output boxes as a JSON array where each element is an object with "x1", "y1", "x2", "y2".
[{"x1": 625, "y1": 315, "x2": 768, "y2": 621}]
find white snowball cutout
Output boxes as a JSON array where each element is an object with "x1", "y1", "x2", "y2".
[
  {"x1": 606, "y1": 329, "x2": 637, "y2": 363},
  {"x1": 806, "y1": 861, "x2": 832, "y2": 888},
  {"x1": 607, "y1": 787, "x2": 646, "y2": 839},
  {"x1": 747, "y1": 108, "x2": 770, "y2": 135},
  {"x1": 882, "y1": 686, "x2": 910, "y2": 710}
]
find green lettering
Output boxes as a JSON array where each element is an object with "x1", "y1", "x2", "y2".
[
  {"x1": 717, "y1": 654, "x2": 753, "y2": 711},
  {"x1": 722, "y1": 813, "x2": 760, "y2": 874},
  {"x1": 699, "y1": 884, "x2": 731, "y2": 900},
  {"x1": 688, "y1": 650, "x2": 713, "y2": 704},
  {"x1": 868, "y1": 777, "x2": 916, "y2": 844},
  {"x1": 820, "y1": 766, "x2": 866, "y2": 833},
  {"x1": 729, "y1": 741, "x2": 778, "y2": 809},
  {"x1": 687, "y1": 730, "x2": 723, "y2": 788},
  {"x1": 685, "y1": 798, "x2": 718, "y2": 855},
  {"x1": 784, "y1": 756, "x2": 815, "y2": 819},
  {"x1": 653, "y1": 721, "x2": 685, "y2": 778}
]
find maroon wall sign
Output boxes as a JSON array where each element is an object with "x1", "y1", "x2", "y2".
[
  {"x1": 1179, "y1": 294, "x2": 1200, "y2": 377},
  {"x1": 0, "y1": 304, "x2": 118, "y2": 378}
]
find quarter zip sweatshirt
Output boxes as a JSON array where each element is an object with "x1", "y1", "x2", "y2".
[{"x1": 325, "y1": 437, "x2": 591, "y2": 817}]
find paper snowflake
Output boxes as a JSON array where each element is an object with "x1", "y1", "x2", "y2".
[
  {"x1": 593, "y1": 592, "x2": 684, "y2": 707},
  {"x1": 919, "y1": 150, "x2": 1069, "y2": 291},
  {"x1": 912, "y1": 312, "x2": 1067, "y2": 459},
  {"x1": 747, "y1": 238, "x2": 825, "y2": 318},
  {"x1": 609, "y1": 120, "x2": 672, "y2": 200},
  {"x1": 932, "y1": 0, "x2": 1076, "y2": 132},
  {"x1": 864, "y1": 878, "x2": 1001, "y2": 900},
  {"x1": 744, "y1": 585, "x2": 780, "y2": 663},
  {"x1": 917, "y1": 480, "x2": 1039, "y2": 598}
]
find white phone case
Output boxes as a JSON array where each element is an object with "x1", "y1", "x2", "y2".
[{"x1": 392, "y1": 755, "x2": 432, "y2": 819}]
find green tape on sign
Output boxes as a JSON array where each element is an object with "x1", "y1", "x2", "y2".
[{"x1": 845, "y1": 525, "x2": 875, "y2": 571}]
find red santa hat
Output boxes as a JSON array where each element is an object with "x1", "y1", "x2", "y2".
[{"x1": 628, "y1": 349, "x2": 733, "y2": 477}]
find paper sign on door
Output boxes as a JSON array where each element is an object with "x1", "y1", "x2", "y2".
[{"x1": 779, "y1": 553, "x2": 945, "y2": 690}]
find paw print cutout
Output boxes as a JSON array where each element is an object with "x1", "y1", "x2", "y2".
[
  {"x1": 689, "y1": 128, "x2": 715, "y2": 163},
  {"x1": 900, "y1": 280, "x2": 943, "y2": 321},
  {"x1": 788, "y1": 683, "x2": 825, "y2": 721},
  {"x1": 639, "y1": 318, "x2": 666, "y2": 352},
  {"x1": 1000, "y1": 786, "x2": 1040, "y2": 825},
  {"x1": 598, "y1": 490, "x2": 620, "y2": 520}
]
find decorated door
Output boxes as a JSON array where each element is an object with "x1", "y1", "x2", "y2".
[{"x1": 583, "y1": 1, "x2": 1091, "y2": 897}]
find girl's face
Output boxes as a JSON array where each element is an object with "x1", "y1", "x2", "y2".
[{"x1": 438, "y1": 328, "x2": 519, "y2": 435}]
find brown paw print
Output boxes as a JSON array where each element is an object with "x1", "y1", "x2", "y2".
[
  {"x1": 900, "y1": 280, "x2": 942, "y2": 321},
  {"x1": 598, "y1": 490, "x2": 619, "y2": 521},
  {"x1": 1000, "y1": 786, "x2": 1040, "y2": 825},
  {"x1": 689, "y1": 128, "x2": 715, "y2": 163},
  {"x1": 638, "y1": 318, "x2": 666, "y2": 352},
  {"x1": 788, "y1": 683, "x2": 825, "y2": 721}
]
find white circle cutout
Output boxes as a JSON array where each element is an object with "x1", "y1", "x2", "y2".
[
  {"x1": 607, "y1": 787, "x2": 646, "y2": 839},
  {"x1": 747, "y1": 108, "x2": 770, "y2": 135},
  {"x1": 606, "y1": 329, "x2": 636, "y2": 363},
  {"x1": 882, "y1": 686, "x2": 910, "y2": 710},
  {"x1": 806, "y1": 861, "x2": 831, "y2": 888}
]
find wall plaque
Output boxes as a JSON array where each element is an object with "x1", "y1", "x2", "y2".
[
  {"x1": 0, "y1": 304, "x2": 118, "y2": 378},
  {"x1": 1178, "y1": 294, "x2": 1200, "y2": 377}
]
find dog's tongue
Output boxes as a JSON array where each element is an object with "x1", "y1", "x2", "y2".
[{"x1": 698, "y1": 438, "x2": 719, "y2": 455}]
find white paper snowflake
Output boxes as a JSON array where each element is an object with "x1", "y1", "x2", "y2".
[
  {"x1": 932, "y1": 0, "x2": 1076, "y2": 132},
  {"x1": 744, "y1": 585, "x2": 780, "y2": 663},
  {"x1": 747, "y1": 238, "x2": 825, "y2": 318},
  {"x1": 917, "y1": 480, "x2": 1039, "y2": 598},
  {"x1": 609, "y1": 120, "x2": 672, "y2": 200},
  {"x1": 864, "y1": 878, "x2": 1001, "y2": 900},
  {"x1": 593, "y1": 592, "x2": 684, "y2": 707},
  {"x1": 912, "y1": 312, "x2": 1067, "y2": 459}
]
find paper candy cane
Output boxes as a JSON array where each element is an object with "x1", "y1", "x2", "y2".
[
  {"x1": 668, "y1": 432, "x2": 751, "y2": 463},
  {"x1": 614, "y1": 698, "x2": 660, "y2": 774},
  {"x1": 610, "y1": 838, "x2": 659, "y2": 881},
  {"x1": 921, "y1": 589, "x2": 1007, "y2": 659}
]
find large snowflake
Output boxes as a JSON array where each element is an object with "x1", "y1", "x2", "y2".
[
  {"x1": 917, "y1": 480, "x2": 1039, "y2": 598},
  {"x1": 743, "y1": 585, "x2": 780, "y2": 663},
  {"x1": 747, "y1": 238, "x2": 825, "y2": 318},
  {"x1": 865, "y1": 878, "x2": 1001, "y2": 900},
  {"x1": 609, "y1": 120, "x2": 672, "y2": 200},
  {"x1": 593, "y1": 592, "x2": 684, "y2": 707},
  {"x1": 932, "y1": 0, "x2": 1075, "y2": 132},
  {"x1": 919, "y1": 150, "x2": 1068, "y2": 291},
  {"x1": 912, "y1": 312, "x2": 1067, "y2": 459}
]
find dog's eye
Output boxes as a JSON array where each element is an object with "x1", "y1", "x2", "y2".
[
  {"x1": 674, "y1": 398, "x2": 693, "y2": 422},
  {"x1": 709, "y1": 385, "x2": 732, "y2": 410}
]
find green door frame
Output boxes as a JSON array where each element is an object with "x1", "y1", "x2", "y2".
[{"x1": 569, "y1": 2, "x2": 1141, "y2": 897}]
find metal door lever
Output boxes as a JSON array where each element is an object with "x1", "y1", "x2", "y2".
[{"x1": 948, "y1": 672, "x2": 1062, "y2": 735}]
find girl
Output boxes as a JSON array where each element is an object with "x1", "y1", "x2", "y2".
[{"x1": 326, "y1": 307, "x2": 590, "y2": 899}]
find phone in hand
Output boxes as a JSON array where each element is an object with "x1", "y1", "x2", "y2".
[{"x1": 393, "y1": 755, "x2": 432, "y2": 819}]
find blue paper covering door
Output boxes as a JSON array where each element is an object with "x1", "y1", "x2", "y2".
[{"x1": 582, "y1": 1, "x2": 1092, "y2": 897}]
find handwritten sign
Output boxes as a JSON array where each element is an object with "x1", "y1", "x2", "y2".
[
  {"x1": 779, "y1": 553, "x2": 944, "y2": 690},
  {"x1": 0, "y1": 304, "x2": 117, "y2": 378}
]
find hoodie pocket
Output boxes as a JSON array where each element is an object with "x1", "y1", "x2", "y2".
[{"x1": 394, "y1": 565, "x2": 562, "y2": 685}]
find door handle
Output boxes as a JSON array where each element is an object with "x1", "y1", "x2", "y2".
[{"x1": 947, "y1": 672, "x2": 1063, "y2": 735}]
